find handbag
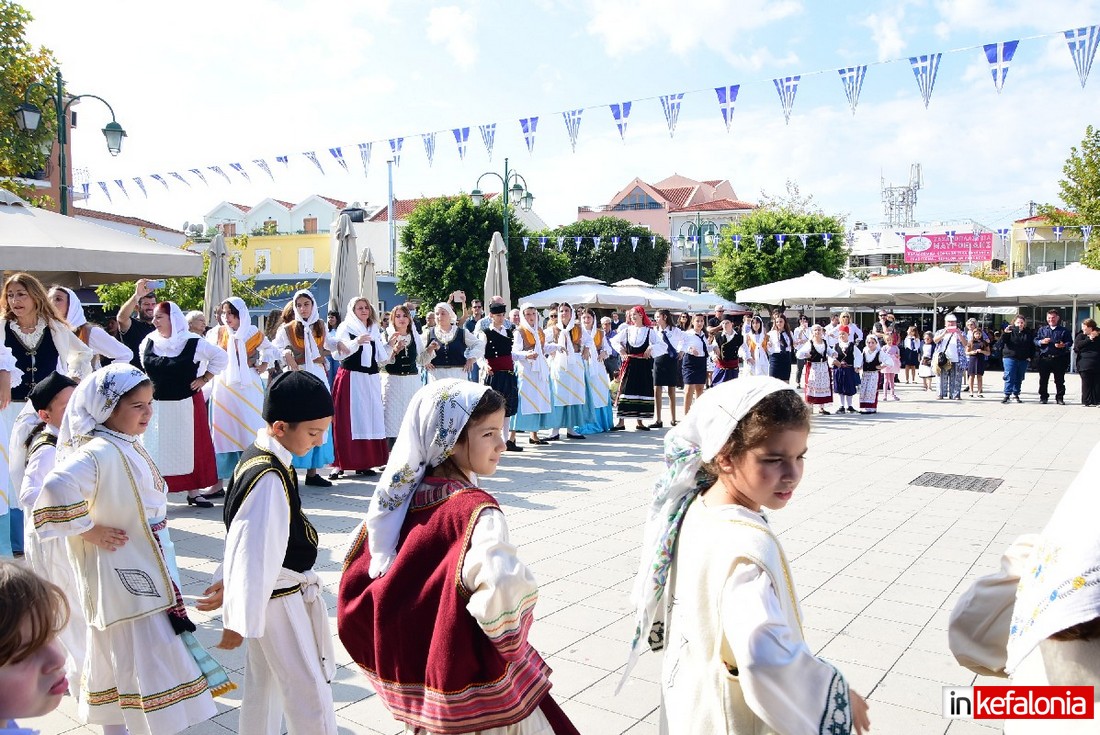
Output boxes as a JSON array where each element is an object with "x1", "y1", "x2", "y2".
[{"x1": 937, "y1": 351, "x2": 950, "y2": 370}]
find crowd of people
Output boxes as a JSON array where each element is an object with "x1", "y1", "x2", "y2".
[{"x1": 1, "y1": 268, "x2": 1098, "y2": 734}]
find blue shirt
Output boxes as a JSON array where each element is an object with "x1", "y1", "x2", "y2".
[{"x1": 1034, "y1": 324, "x2": 1072, "y2": 359}]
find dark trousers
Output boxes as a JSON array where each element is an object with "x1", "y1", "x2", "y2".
[
  {"x1": 1036, "y1": 356, "x2": 1069, "y2": 401},
  {"x1": 1081, "y1": 369, "x2": 1099, "y2": 405},
  {"x1": 796, "y1": 357, "x2": 807, "y2": 384}
]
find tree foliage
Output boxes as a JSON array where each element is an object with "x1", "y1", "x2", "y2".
[
  {"x1": 709, "y1": 207, "x2": 848, "y2": 299},
  {"x1": 536, "y1": 217, "x2": 671, "y2": 285},
  {"x1": 0, "y1": 1, "x2": 59, "y2": 200},
  {"x1": 1040, "y1": 124, "x2": 1100, "y2": 268},
  {"x1": 397, "y1": 196, "x2": 570, "y2": 308}
]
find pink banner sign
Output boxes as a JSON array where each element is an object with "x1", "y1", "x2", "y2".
[{"x1": 904, "y1": 232, "x2": 993, "y2": 263}]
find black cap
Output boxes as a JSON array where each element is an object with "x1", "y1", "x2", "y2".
[
  {"x1": 28, "y1": 372, "x2": 78, "y2": 412},
  {"x1": 488, "y1": 303, "x2": 507, "y2": 315},
  {"x1": 263, "y1": 371, "x2": 334, "y2": 424}
]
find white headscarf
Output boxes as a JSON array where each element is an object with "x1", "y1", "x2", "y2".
[
  {"x1": 361, "y1": 378, "x2": 490, "y2": 578},
  {"x1": 516, "y1": 302, "x2": 547, "y2": 374},
  {"x1": 220, "y1": 297, "x2": 257, "y2": 387},
  {"x1": 619, "y1": 376, "x2": 796, "y2": 689},
  {"x1": 556, "y1": 304, "x2": 580, "y2": 353},
  {"x1": 57, "y1": 363, "x2": 149, "y2": 459},
  {"x1": 340, "y1": 297, "x2": 375, "y2": 339},
  {"x1": 149, "y1": 301, "x2": 198, "y2": 354},
  {"x1": 1006, "y1": 439, "x2": 1100, "y2": 673},
  {"x1": 290, "y1": 290, "x2": 322, "y2": 366},
  {"x1": 431, "y1": 302, "x2": 458, "y2": 331},
  {"x1": 56, "y1": 287, "x2": 86, "y2": 329}
]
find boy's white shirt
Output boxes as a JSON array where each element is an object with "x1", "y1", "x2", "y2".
[{"x1": 18, "y1": 424, "x2": 58, "y2": 510}]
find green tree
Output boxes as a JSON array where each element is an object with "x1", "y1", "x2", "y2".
[
  {"x1": 1040, "y1": 124, "x2": 1100, "y2": 268},
  {"x1": 397, "y1": 195, "x2": 570, "y2": 307},
  {"x1": 539, "y1": 217, "x2": 671, "y2": 285},
  {"x1": 709, "y1": 207, "x2": 848, "y2": 299},
  {"x1": 0, "y1": 1, "x2": 59, "y2": 202}
]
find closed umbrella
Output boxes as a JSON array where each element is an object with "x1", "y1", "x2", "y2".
[
  {"x1": 329, "y1": 213, "x2": 359, "y2": 316},
  {"x1": 358, "y1": 246, "x2": 379, "y2": 314},
  {"x1": 202, "y1": 233, "x2": 232, "y2": 325},
  {"x1": 483, "y1": 231, "x2": 511, "y2": 309}
]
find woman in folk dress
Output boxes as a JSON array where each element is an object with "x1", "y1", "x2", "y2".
[
  {"x1": 858, "y1": 334, "x2": 883, "y2": 414},
  {"x1": 422, "y1": 302, "x2": 482, "y2": 382},
  {"x1": 797, "y1": 323, "x2": 834, "y2": 415},
  {"x1": 575, "y1": 309, "x2": 614, "y2": 434},
  {"x1": 49, "y1": 287, "x2": 133, "y2": 369},
  {"x1": 511, "y1": 302, "x2": 554, "y2": 445},
  {"x1": 612, "y1": 306, "x2": 665, "y2": 432},
  {"x1": 545, "y1": 302, "x2": 594, "y2": 441},
  {"x1": 379, "y1": 304, "x2": 425, "y2": 448},
  {"x1": 330, "y1": 297, "x2": 391, "y2": 479}
]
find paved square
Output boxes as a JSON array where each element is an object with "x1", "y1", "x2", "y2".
[{"x1": 35, "y1": 371, "x2": 1100, "y2": 734}]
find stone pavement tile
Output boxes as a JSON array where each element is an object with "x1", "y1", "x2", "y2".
[
  {"x1": 804, "y1": 626, "x2": 837, "y2": 655},
  {"x1": 557, "y1": 630, "x2": 630, "y2": 670},
  {"x1": 843, "y1": 614, "x2": 922, "y2": 647},
  {"x1": 621, "y1": 721, "x2": 660, "y2": 735},
  {"x1": 891, "y1": 647, "x2": 976, "y2": 686},
  {"x1": 334, "y1": 692, "x2": 404, "y2": 734},
  {"x1": 563, "y1": 562, "x2": 632, "y2": 589},
  {"x1": 802, "y1": 587, "x2": 876, "y2": 615},
  {"x1": 594, "y1": 613, "x2": 636, "y2": 642},
  {"x1": 543, "y1": 602, "x2": 625, "y2": 634},
  {"x1": 545, "y1": 654, "x2": 614, "y2": 698},
  {"x1": 558, "y1": 698, "x2": 640, "y2": 734},
  {"x1": 872, "y1": 670, "x2": 950, "y2": 715},
  {"x1": 572, "y1": 670, "x2": 661, "y2": 720},
  {"x1": 528, "y1": 620, "x2": 590, "y2": 657},
  {"x1": 17, "y1": 708, "x2": 92, "y2": 735},
  {"x1": 801, "y1": 603, "x2": 859, "y2": 633},
  {"x1": 894, "y1": 568, "x2": 965, "y2": 592},
  {"x1": 529, "y1": 557, "x2": 590, "y2": 584},
  {"x1": 860, "y1": 699, "x2": 949, "y2": 734},
  {"x1": 838, "y1": 661, "x2": 888, "y2": 697},
  {"x1": 581, "y1": 586, "x2": 634, "y2": 615},
  {"x1": 613, "y1": 650, "x2": 664, "y2": 684},
  {"x1": 818, "y1": 572, "x2": 896, "y2": 597},
  {"x1": 537, "y1": 576, "x2": 604, "y2": 602},
  {"x1": 862, "y1": 598, "x2": 939, "y2": 627},
  {"x1": 842, "y1": 558, "x2": 906, "y2": 583},
  {"x1": 820, "y1": 634, "x2": 907, "y2": 670}
]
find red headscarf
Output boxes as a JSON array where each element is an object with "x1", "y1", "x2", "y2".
[{"x1": 629, "y1": 305, "x2": 653, "y2": 327}]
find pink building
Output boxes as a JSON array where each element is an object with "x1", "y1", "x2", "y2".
[{"x1": 576, "y1": 174, "x2": 744, "y2": 235}]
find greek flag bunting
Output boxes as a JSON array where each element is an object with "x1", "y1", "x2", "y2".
[
  {"x1": 81, "y1": 183, "x2": 90, "y2": 199},
  {"x1": 479, "y1": 123, "x2": 496, "y2": 160},
  {"x1": 574, "y1": 236, "x2": 583, "y2": 251},
  {"x1": 522, "y1": 237, "x2": 529, "y2": 252},
  {"x1": 610, "y1": 102, "x2": 631, "y2": 140},
  {"x1": 1081, "y1": 225, "x2": 1094, "y2": 243},
  {"x1": 612, "y1": 236, "x2": 620, "y2": 252},
  {"x1": 773, "y1": 76, "x2": 800, "y2": 124},
  {"x1": 754, "y1": 234, "x2": 764, "y2": 250},
  {"x1": 1024, "y1": 227, "x2": 1036, "y2": 243},
  {"x1": 132, "y1": 177, "x2": 147, "y2": 198},
  {"x1": 302, "y1": 152, "x2": 324, "y2": 175},
  {"x1": 651, "y1": 236, "x2": 657, "y2": 248},
  {"x1": 555, "y1": 236, "x2": 565, "y2": 252},
  {"x1": 996, "y1": 228, "x2": 1010, "y2": 245},
  {"x1": 822, "y1": 232, "x2": 833, "y2": 245},
  {"x1": 520, "y1": 117, "x2": 539, "y2": 154},
  {"x1": 659, "y1": 93, "x2": 684, "y2": 138},
  {"x1": 275, "y1": 155, "x2": 289, "y2": 168},
  {"x1": 715, "y1": 85, "x2": 739, "y2": 132},
  {"x1": 209, "y1": 165, "x2": 232, "y2": 184},
  {"x1": 150, "y1": 174, "x2": 169, "y2": 190},
  {"x1": 97, "y1": 181, "x2": 112, "y2": 202},
  {"x1": 871, "y1": 232, "x2": 882, "y2": 245},
  {"x1": 593, "y1": 236, "x2": 602, "y2": 249},
  {"x1": 389, "y1": 138, "x2": 404, "y2": 167},
  {"x1": 453, "y1": 127, "x2": 470, "y2": 161},
  {"x1": 114, "y1": 179, "x2": 129, "y2": 199},
  {"x1": 563, "y1": 109, "x2": 583, "y2": 153},
  {"x1": 329, "y1": 147, "x2": 349, "y2": 173},
  {"x1": 539, "y1": 236, "x2": 548, "y2": 251},
  {"x1": 631, "y1": 236, "x2": 639, "y2": 252},
  {"x1": 945, "y1": 229, "x2": 956, "y2": 244},
  {"x1": 731, "y1": 234, "x2": 742, "y2": 250},
  {"x1": 1052, "y1": 225, "x2": 1064, "y2": 241},
  {"x1": 422, "y1": 132, "x2": 437, "y2": 167},
  {"x1": 775, "y1": 234, "x2": 786, "y2": 250},
  {"x1": 188, "y1": 168, "x2": 208, "y2": 185},
  {"x1": 168, "y1": 171, "x2": 191, "y2": 187},
  {"x1": 357, "y1": 143, "x2": 372, "y2": 177},
  {"x1": 838, "y1": 66, "x2": 866, "y2": 115},
  {"x1": 910, "y1": 53, "x2": 942, "y2": 108},
  {"x1": 230, "y1": 162, "x2": 252, "y2": 182},
  {"x1": 984, "y1": 41, "x2": 1019, "y2": 93},
  {"x1": 798, "y1": 233, "x2": 810, "y2": 248},
  {"x1": 1065, "y1": 26, "x2": 1100, "y2": 88},
  {"x1": 254, "y1": 159, "x2": 274, "y2": 181}
]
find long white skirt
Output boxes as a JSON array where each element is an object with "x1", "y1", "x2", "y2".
[
  {"x1": 551, "y1": 354, "x2": 586, "y2": 407},
  {"x1": 381, "y1": 373, "x2": 422, "y2": 438},
  {"x1": 428, "y1": 366, "x2": 469, "y2": 383},
  {"x1": 144, "y1": 399, "x2": 195, "y2": 477},
  {"x1": 209, "y1": 373, "x2": 265, "y2": 455}
]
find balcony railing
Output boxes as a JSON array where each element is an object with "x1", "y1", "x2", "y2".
[{"x1": 578, "y1": 202, "x2": 665, "y2": 213}]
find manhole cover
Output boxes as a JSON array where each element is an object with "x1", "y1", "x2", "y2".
[{"x1": 909, "y1": 472, "x2": 1003, "y2": 493}]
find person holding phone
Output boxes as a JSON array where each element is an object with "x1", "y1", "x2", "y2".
[
  {"x1": 1033, "y1": 309, "x2": 1072, "y2": 405},
  {"x1": 933, "y1": 314, "x2": 967, "y2": 400},
  {"x1": 117, "y1": 278, "x2": 161, "y2": 370}
]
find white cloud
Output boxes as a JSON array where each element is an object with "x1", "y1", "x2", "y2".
[
  {"x1": 426, "y1": 6, "x2": 478, "y2": 69},
  {"x1": 933, "y1": 0, "x2": 1100, "y2": 38},
  {"x1": 863, "y1": 8, "x2": 908, "y2": 61}
]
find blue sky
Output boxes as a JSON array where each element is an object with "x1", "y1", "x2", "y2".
[{"x1": 18, "y1": 0, "x2": 1100, "y2": 235}]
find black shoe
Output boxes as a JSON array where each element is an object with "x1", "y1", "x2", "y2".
[
  {"x1": 609, "y1": 425, "x2": 626, "y2": 432},
  {"x1": 1002, "y1": 396, "x2": 1010, "y2": 404},
  {"x1": 528, "y1": 437, "x2": 549, "y2": 445},
  {"x1": 820, "y1": 409, "x2": 831, "y2": 415},
  {"x1": 1056, "y1": 398, "x2": 1065, "y2": 405},
  {"x1": 328, "y1": 470, "x2": 343, "y2": 480},
  {"x1": 304, "y1": 474, "x2": 333, "y2": 488},
  {"x1": 636, "y1": 424, "x2": 651, "y2": 431},
  {"x1": 1014, "y1": 394, "x2": 1022, "y2": 403},
  {"x1": 565, "y1": 432, "x2": 586, "y2": 440},
  {"x1": 1040, "y1": 398, "x2": 1048, "y2": 404},
  {"x1": 506, "y1": 440, "x2": 524, "y2": 452},
  {"x1": 186, "y1": 495, "x2": 214, "y2": 508},
  {"x1": 200, "y1": 488, "x2": 225, "y2": 499},
  {"x1": 355, "y1": 469, "x2": 379, "y2": 476},
  {"x1": 648, "y1": 421, "x2": 664, "y2": 429},
  {"x1": 545, "y1": 434, "x2": 561, "y2": 441},
  {"x1": 847, "y1": 406, "x2": 857, "y2": 414}
]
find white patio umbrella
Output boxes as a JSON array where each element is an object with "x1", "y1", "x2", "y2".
[
  {"x1": 519, "y1": 277, "x2": 645, "y2": 309},
  {"x1": 612, "y1": 277, "x2": 653, "y2": 288},
  {"x1": 358, "y1": 246, "x2": 379, "y2": 314},
  {"x1": 0, "y1": 191, "x2": 202, "y2": 287},
  {"x1": 736, "y1": 271, "x2": 856, "y2": 324},
  {"x1": 853, "y1": 267, "x2": 993, "y2": 332},
  {"x1": 329, "y1": 213, "x2": 360, "y2": 316},
  {"x1": 202, "y1": 233, "x2": 232, "y2": 324},
  {"x1": 483, "y1": 231, "x2": 511, "y2": 309},
  {"x1": 673, "y1": 289, "x2": 752, "y2": 313},
  {"x1": 607, "y1": 278, "x2": 691, "y2": 309}
]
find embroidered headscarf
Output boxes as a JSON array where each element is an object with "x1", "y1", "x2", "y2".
[
  {"x1": 359, "y1": 379, "x2": 489, "y2": 578},
  {"x1": 55, "y1": 287, "x2": 87, "y2": 329},
  {"x1": 219, "y1": 297, "x2": 258, "y2": 387},
  {"x1": 1006, "y1": 439, "x2": 1100, "y2": 673},
  {"x1": 290, "y1": 289, "x2": 323, "y2": 366},
  {"x1": 619, "y1": 375, "x2": 796, "y2": 690},
  {"x1": 57, "y1": 363, "x2": 149, "y2": 458},
  {"x1": 149, "y1": 301, "x2": 198, "y2": 354}
]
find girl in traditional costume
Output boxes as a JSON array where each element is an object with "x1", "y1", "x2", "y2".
[
  {"x1": 330, "y1": 297, "x2": 390, "y2": 480},
  {"x1": 139, "y1": 302, "x2": 228, "y2": 507},
  {"x1": 272, "y1": 290, "x2": 337, "y2": 486},
  {"x1": 761, "y1": 313, "x2": 794, "y2": 382},
  {"x1": 49, "y1": 287, "x2": 133, "y2": 369},
  {"x1": 620, "y1": 376, "x2": 870, "y2": 735},
  {"x1": 380, "y1": 305, "x2": 425, "y2": 447},
  {"x1": 858, "y1": 335, "x2": 882, "y2": 414},
  {"x1": 652, "y1": 309, "x2": 686, "y2": 429},
  {"x1": 739, "y1": 316, "x2": 768, "y2": 377},
  {"x1": 545, "y1": 302, "x2": 592, "y2": 441},
  {"x1": 831, "y1": 326, "x2": 862, "y2": 414},
  {"x1": 34, "y1": 364, "x2": 232, "y2": 735},
  {"x1": 880, "y1": 330, "x2": 901, "y2": 401},
  {"x1": 612, "y1": 306, "x2": 664, "y2": 431},
  {"x1": 338, "y1": 380, "x2": 581, "y2": 735},
  {"x1": 205, "y1": 298, "x2": 272, "y2": 497},
  {"x1": 711, "y1": 318, "x2": 742, "y2": 386},
  {"x1": 681, "y1": 313, "x2": 712, "y2": 415},
  {"x1": 511, "y1": 303, "x2": 554, "y2": 445},
  {"x1": 576, "y1": 309, "x2": 614, "y2": 434},
  {"x1": 901, "y1": 326, "x2": 921, "y2": 384},
  {"x1": 797, "y1": 324, "x2": 834, "y2": 415},
  {"x1": 422, "y1": 302, "x2": 482, "y2": 383}
]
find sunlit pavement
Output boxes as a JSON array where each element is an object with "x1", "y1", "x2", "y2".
[{"x1": 36, "y1": 370, "x2": 1100, "y2": 734}]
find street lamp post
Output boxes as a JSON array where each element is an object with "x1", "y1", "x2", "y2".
[
  {"x1": 676, "y1": 214, "x2": 719, "y2": 293},
  {"x1": 470, "y1": 157, "x2": 534, "y2": 251},
  {"x1": 12, "y1": 69, "x2": 126, "y2": 215}
]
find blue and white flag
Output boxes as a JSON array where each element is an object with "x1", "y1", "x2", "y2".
[
  {"x1": 1065, "y1": 26, "x2": 1100, "y2": 88},
  {"x1": 838, "y1": 66, "x2": 866, "y2": 115},
  {"x1": 520, "y1": 117, "x2": 539, "y2": 154},
  {"x1": 995, "y1": 227, "x2": 1010, "y2": 245},
  {"x1": 845, "y1": 231, "x2": 856, "y2": 248},
  {"x1": 631, "y1": 236, "x2": 639, "y2": 252},
  {"x1": 910, "y1": 53, "x2": 943, "y2": 108},
  {"x1": 329, "y1": 147, "x2": 348, "y2": 173},
  {"x1": 610, "y1": 102, "x2": 631, "y2": 140},
  {"x1": 731, "y1": 234, "x2": 742, "y2": 250},
  {"x1": 114, "y1": 179, "x2": 129, "y2": 199},
  {"x1": 389, "y1": 138, "x2": 404, "y2": 167},
  {"x1": 81, "y1": 182, "x2": 90, "y2": 199},
  {"x1": 1024, "y1": 227, "x2": 1036, "y2": 243},
  {"x1": 253, "y1": 159, "x2": 274, "y2": 182},
  {"x1": 593, "y1": 236, "x2": 602, "y2": 249},
  {"x1": 97, "y1": 181, "x2": 112, "y2": 202},
  {"x1": 754, "y1": 234, "x2": 764, "y2": 250},
  {"x1": 715, "y1": 85, "x2": 739, "y2": 132},
  {"x1": 773, "y1": 76, "x2": 800, "y2": 124},
  {"x1": 209, "y1": 165, "x2": 232, "y2": 184},
  {"x1": 872, "y1": 232, "x2": 882, "y2": 245},
  {"x1": 660, "y1": 93, "x2": 684, "y2": 138},
  {"x1": 275, "y1": 155, "x2": 289, "y2": 168},
  {"x1": 150, "y1": 174, "x2": 169, "y2": 191},
  {"x1": 556, "y1": 235, "x2": 565, "y2": 252},
  {"x1": 651, "y1": 236, "x2": 657, "y2": 249},
  {"x1": 775, "y1": 234, "x2": 786, "y2": 250},
  {"x1": 984, "y1": 41, "x2": 1019, "y2": 93},
  {"x1": 188, "y1": 168, "x2": 208, "y2": 185},
  {"x1": 422, "y1": 132, "x2": 437, "y2": 167},
  {"x1": 822, "y1": 232, "x2": 833, "y2": 245},
  {"x1": 522, "y1": 237, "x2": 529, "y2": 252},
  {"x1": 357, "y1": 143, "x2": 371, "y2": 177},
  {"x1": 945, "y1": 229, "x2": 956, "y2": 244},
  {"x1": 539, "y1": 236, "x2": 548, "y2": 251},
  {"x1": 302, "y1": 152, "x2": 324, "y2": 175},
  {"x1": 132, "y1": 177, "x2": 147, "y2": 198},
  {"x1": 168, "y1": 171, "x2": 191, "y2": 187},
  {"x1": 1052, "y1": 225, "x2": 1064, "y2": 241},
  {"x1": 453, "y1": 127, "x2": 470, "y2": 161},
  {"x1": 563, "y1": 109, "x2": 583, "y2": 153},
  {"x1": 574, "y1": 236, "x2": 583, "y2": 251},
  {"x1": 479, "y1": 123, "x2": 496, "y2": 160},
  {"x1": 611, "y1": 236, "x2": 620, "y2": 252},
  {"x1": 798, "y1": 233, "x2": 809, "y2": 248},
  {"x1": 1081, "y1": 224, "x2": 1094, "y2": 243},
  {"x1": 230, "y1": 162, "x2": 252, "y2": 182}
]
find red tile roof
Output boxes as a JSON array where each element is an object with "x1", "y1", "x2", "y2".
[
  {"x1": 653, "y1": 186, "x2": 694, "y2": 210},
  {"x1": 319, "y1": 196, "x2": 347, "y2": 209},
  {"x1": 229, "y1": 202, "x2": 252, "y2": 213},
  {"x1": 671, "y1": 198, "x2": 756, "y2": 213},
  {"x1": 274, "y1": 199, "x2": 296, "y2": 210},
  {"x1": 369, "y1": 192, "x2": 497, "y2": 222},
  {"x1": 1015, "y1": 209, "x2": 1075, "y2": 223},
  {"x1": 75, "y1": 207, "x2": 182, "y2": 233},
  {"x1": 702, "y1": 180, "x2": 725, "y2": 188}
]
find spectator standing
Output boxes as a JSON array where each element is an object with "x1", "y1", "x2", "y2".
[
  {"x1": 933, "y1": 314, "x2": 967, "y2": 400},
  {"x1": 1033, "y1": 309, "x2": 1072, "y2": 405},
  {"x1": 965, "y1": 326, "x2": 991, "y2": 398},
  {"x1": 1074, "y1": 318, "x2": 1100, "y2": 406},
  {"x1": 998, "y1": 314, "x2": 1034, "y2": 403},
  {"x1": 792, "y1": 315, "x2": 811, "y2": 384},
  {"x1": 600, "y1": 316, "x2": 621, "y2": 378}
]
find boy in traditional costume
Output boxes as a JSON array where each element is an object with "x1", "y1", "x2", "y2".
[{"x1": 477, "y1": 302, "x2": 524, "y2": 451}]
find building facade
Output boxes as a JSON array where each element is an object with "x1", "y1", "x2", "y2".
[
  {"x1": 847, "y1": 220, "x2": 1004, "y2": 279},
  {"x1": 1008, "y1": 214, "x2": 1088, "y2": 277}
]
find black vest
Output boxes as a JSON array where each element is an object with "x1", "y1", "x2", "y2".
[
  {"x1": 142, "y1": 338, "x2": 200, "y2": 401},
  {"x1": 716, "y1": 332, "x2": 742, "y2": 361},
  {"x1": 482, "y1": 326, "x2": 513, "y2": 359},
  {"x1": 122, "y1": 320, "x2": 154, "y2": 371},
  {"x1": 27, "y1": 428, "x2": 57, "y2": 456},
  {"x1": 807, "y1": 342, "x2": 830, "y2": 363},
  {"x1": 224, "y1": 443, "x2": 318, "y2": 576},
  {"x1": 340, "y1": 340, "x2": 379, "y2": 374},
  {"x1": 429, "y1": 328, "x2": 466, "y2": 368},
  {"x1": 625, "y1": 328, "x2": 651, "y2": 357},
  {"x1": 5, "y1": 323, "x2": 60, "y2": 402},
  {"x1": 836, "y1": 342, "x2": 856, "y2": 365},
  {"x1": 863, "y1": 351, "x2": 881, "y2": 372},
  {"x1": 384, "y1": 334, "x2": 418, "y2": 376}
]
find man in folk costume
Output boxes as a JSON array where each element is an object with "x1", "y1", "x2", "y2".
[
  {"x1": 49, "y1": 287, "x2": 133, "y2": 368},
  {"x1": 545, "y1": 302, "x2": 594, "y2": 441},
  {"x1": 200, "y1": 371, "x2": 338, "y2": 735},
  {"x1": 477, "y1": 302, "x2": 524, "y2": 452},
  {"x1": 338, "y1": 379, "x2": 581, "y2": 735},
  {"x1": 511, "y1": 303, "x2": 554, "y2": 446},
  {"x1": 330, "y1": 297, "x2": 391, "y2": 479},
  {"x1": 711, "y1": 318, "x2": 743, "y2": 386}
]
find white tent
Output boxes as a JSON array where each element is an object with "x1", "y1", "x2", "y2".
[
  {"x1": 737, "y1": 271, "x2": 859, "y2": 324},
  {"x1": 674, "y1": 289, "x2": 751, "y2": 313},
  {"x1": 519, "y1": 276, "x2": 645, "y2": 309},
  {"x1": 1, "y1": 191, "x2": 202, "y2": 287},
  {"x1": 854, "y1": 267, "x2": 993, "y2": 331},
  {"x1": 609, "y1": 278, "x2": 687, "y2": 309}
]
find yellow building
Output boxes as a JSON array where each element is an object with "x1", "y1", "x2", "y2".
[{"x1": 1009, "y1": 214, "x2": 1088, "y2": 277}]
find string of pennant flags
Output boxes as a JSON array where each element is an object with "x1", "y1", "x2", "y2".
[{"x1": 83, "y1": 25, "x2": 1099, "y2": 204}]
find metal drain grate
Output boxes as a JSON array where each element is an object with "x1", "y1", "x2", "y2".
[{"x1": 909, "y1": 472, "x2": 1003, "y2": 493}]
